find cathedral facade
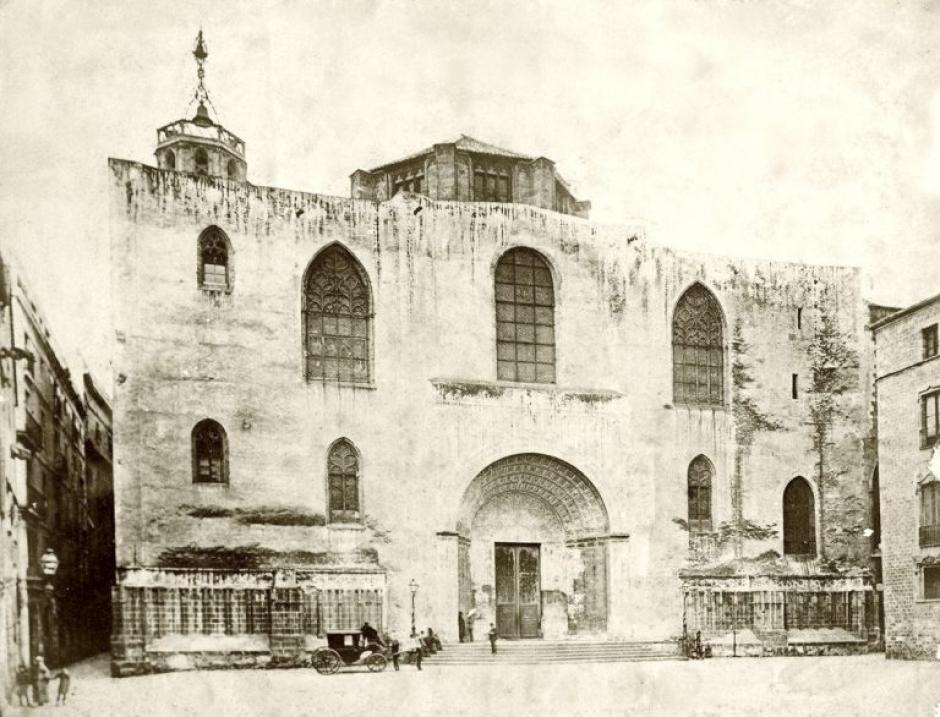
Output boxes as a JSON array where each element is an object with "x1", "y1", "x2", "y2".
[{"x1": 108, "y1": 35, "x2": 881, "y2": 674}]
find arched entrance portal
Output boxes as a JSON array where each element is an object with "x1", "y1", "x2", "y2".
[{"x1": 457, "y1": 454, "x2": 610, "y2": 638}]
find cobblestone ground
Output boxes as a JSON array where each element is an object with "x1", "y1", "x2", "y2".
[{"x1": 6, "y1": 653, "x2": 940, "y2": 717}]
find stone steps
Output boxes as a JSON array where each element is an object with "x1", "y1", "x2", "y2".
[{"x1": 421, "y1": 640, "x2": 683, "y2": 666}]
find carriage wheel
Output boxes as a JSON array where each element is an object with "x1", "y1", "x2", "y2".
[
  {"x1": 365, "y1": 654, "x2": 387, "y2": 672},
  {"x1": 313, "y1": 649, "x2": 342, "y2": 675}
]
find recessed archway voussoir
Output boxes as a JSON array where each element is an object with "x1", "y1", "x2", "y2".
[{"x1": 457, "y1": 453, "x2": 609, "y2": 540}]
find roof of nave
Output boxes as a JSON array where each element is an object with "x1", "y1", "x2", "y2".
[{"x1": 368, "y1": 134, "x2": 534, "y2": 172}]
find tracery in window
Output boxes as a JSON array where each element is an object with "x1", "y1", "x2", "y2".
[
  {"x1": 673, "y1": 284, "x2": 724, "y2": 405},
  {"x1": 495, "y1": 248, "x2": 555, "y2": 384},
  {"x1": 197, "y1": 227, "x2": 231, "y2": 291},
  {"x1": 303, "y1": 245, "x2": 372, "y2": 382},
  {"x1": 192, "y1": 419, "x2": 227, "y2": 484},
  {"x1": 687, "y1": 455, "x2": 713, "y2": 532},
  {"x1": 328, "y1": 439, "x2": 360, "y2": 522}
]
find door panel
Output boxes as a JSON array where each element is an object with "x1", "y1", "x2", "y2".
[{"x1": 494, "y1": 543, "x2": 541, "y2": 638}]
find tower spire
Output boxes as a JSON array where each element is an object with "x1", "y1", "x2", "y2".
[{"x1": 192, "y1": 29, "x2": 213, "y2": 126}]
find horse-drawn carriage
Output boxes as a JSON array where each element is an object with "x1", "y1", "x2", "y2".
[{"x1": 312, "y1": 630, "x2": 389, "y2": 675}]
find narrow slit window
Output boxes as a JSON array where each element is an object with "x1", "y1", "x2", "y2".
[{"x1": 792, "y1": 374, "x2": 798, "y2": 399}]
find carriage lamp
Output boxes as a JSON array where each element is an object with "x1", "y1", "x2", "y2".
[{"x1": 408, "y1": 579, "x2": 419, "y2": 638}]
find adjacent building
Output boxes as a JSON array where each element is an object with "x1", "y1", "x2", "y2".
[
  {"x1": 108, "y1": 33, "x2": 883, "y2": 674},
  {"x1": 0, "y1": 249, "x2": 115, "y2": 710},
  {"x1": 873, "y1": 292, "x2": 940, "y2": 659}
]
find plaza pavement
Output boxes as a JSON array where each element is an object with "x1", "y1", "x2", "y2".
[{"x1": 7, "y1": 652, "x2": 940, "y2": 716}]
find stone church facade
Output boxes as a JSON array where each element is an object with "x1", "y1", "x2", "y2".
[{"x1": 108, "y1": 36, "x2": 881, "y2": 674}]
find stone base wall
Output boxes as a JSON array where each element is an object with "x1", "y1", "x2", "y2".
[{"x1": 111, "y1": 567, "x2": 385, "y2": 676}]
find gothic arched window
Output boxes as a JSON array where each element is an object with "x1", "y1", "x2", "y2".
[
  {"x1": 166, "y1": 150, "x2": 176, "y2": 171},
  {"x1": 783, "y1": 477, "x2": 816, "y2": 556},
  {"x1": 197, "y1": 227, "x2": 231, "y2": 292},
  {"x1": 303, "y1": 245, "x2": 372, "y2": 383},
  {"x1": 328, "y1": 439, "x2": 360, "y2": 522},
  {"x1": 673, "y1": 284, "x2": 724, "y2": 406},
  {"x1": 192, "y1": 419, "x2": 228, "y2": 484},
  {"x1": 495, "y1": 248, "x2": 555, "y2": 383},
  {"x1": 227, "y1": 159, "x2": 237, "y2": 180},
  {"x1": 687, "y1": 455, "x2": 713, "y2": 532}
]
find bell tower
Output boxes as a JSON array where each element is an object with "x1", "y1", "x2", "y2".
[{"x1": 155, "y1": 31, "x2": 247, "y2": 181}]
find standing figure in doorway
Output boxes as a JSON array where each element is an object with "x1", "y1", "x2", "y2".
[
  {"x1": 488, "y1": 623, "x2": 498, "y2": 655},
  {"x1": 458, "y1": 611, "x2": 466, "y2": 643},
  {"x1": 466, "y1": 607, "x2": 477, "y2": 642}
]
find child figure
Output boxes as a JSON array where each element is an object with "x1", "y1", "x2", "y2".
[
  {"x1": 56, "y1": 667, "x2": 71, "y2": 705},
  {"x1": 15, "y1": 664, "x2": 32, "y2": 706}
]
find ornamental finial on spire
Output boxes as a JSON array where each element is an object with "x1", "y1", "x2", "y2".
[{"x1": 192, "y1": 29, "x2": 213, "y2": 126}]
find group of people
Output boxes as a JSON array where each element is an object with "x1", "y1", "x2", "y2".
[
  {"x1": 360, "y1": 621, "x2": 445, "y2": 672},
  {"x1": 15, "y1": 656, "x2": 71, "y2": 707},
  {"x1": 459, "y1": 610, "x2": 499, "y2": 654}
]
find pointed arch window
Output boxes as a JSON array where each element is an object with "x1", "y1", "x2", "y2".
[
  {"x1": 495, "y1": 248, "x2": 555, "y2": 383},
  {"x1": 783, "y1": 477, "x2": 816, "y2": 556},
  {"x1": 197, "y1": 227, "x2": 231, "y2": 292},
  {"x1": 328, "y1": 439, "x2": 360, "y2": 522},
  {"x1": 673, "y1": 284, "x2": 724, "y2": 405},
  {"x1": 303, "y1": 245, "x2": 372, "y2": 383},
  {"x1": 192, "y1": 419, "x2": 228, "y2": 484},
  {"x1": 166, "y1": 150, "x2": 176, "y2": 171},
  {"x1": 687, "y1": 455, "x2": 713, "y2": 532}
]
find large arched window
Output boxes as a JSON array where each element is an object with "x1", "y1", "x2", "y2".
[
  {"x1": 303, "y1": 245, "x2": 372, "y2": 383},
  {"x1": 673, "y1": 284, "x2": 724, "y2": 405},
  {"x1": 192, "y1": 419, "x2": 228, "y2": 484},
  {"x1": 687, "y1": 455, "x2": 713, "y2": 532},
  {"x1": 166, "y1": 150, "x2": 176, "y2": 171},
  {"x1": 197, "y1": 227, "x2": 232, "y2": 292},
  {"x1": 328, "y1": 439, "x2": 360, "y2": 523},
  {"x1": 783, "y1": 477, "x2": 816, "y2": 556},
  {"x1": 495, "y1": 248, "x2": 555, "y2": 383}
]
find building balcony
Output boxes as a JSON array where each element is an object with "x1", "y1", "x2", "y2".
[
  {"x1": 16, "y1": 411, "x2": 43, "y2": 453},
  {"x1": 920, "y1": 524, "x2": 940, "y2": 548},
  {"x1": 157, "y1": 119, "x2": 245, "y2": 157}
]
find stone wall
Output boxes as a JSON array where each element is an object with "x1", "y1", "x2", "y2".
[{"x1": 109, "y1": 158, "x2": 875, "y2": 657}]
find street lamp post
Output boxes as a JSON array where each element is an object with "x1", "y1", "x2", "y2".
[
  {"x1": 39, "y1": 548, "x2": 60, "y2": 665},
  {"x1": 408, "y1": 579, "x2": 419, "y2": 638}
]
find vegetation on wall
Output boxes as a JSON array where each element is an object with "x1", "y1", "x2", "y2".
[
  {"x1": 184, "y1": 505, "x2": 327, "y2": 527},
  {"x1": 805, "y1": 298, "x2": 860, "y2": 560},
  {"x1": 729, "y1": 319, "x2": 783, "y2": 556},
  {"x1": 156, "y1": 544, "x2": 379, "y2": 570}
]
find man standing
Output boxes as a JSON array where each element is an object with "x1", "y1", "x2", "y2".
[
  {"x1": 458, "y1": 611, "x2": 466, "y2": 643},
  {"x1": 488, "y1": 623, "x2": 498, "y2": 655},
  {"x1": 411, "y1": 633, "x2": 423, "y2": 671},
  {"x1": 390, "y1": 636, "x2": 400, "y2": 671}
]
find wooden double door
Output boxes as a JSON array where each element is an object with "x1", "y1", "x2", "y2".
[{"x1": 495, "y1": 543, "x2": 541, "y2": 639}]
